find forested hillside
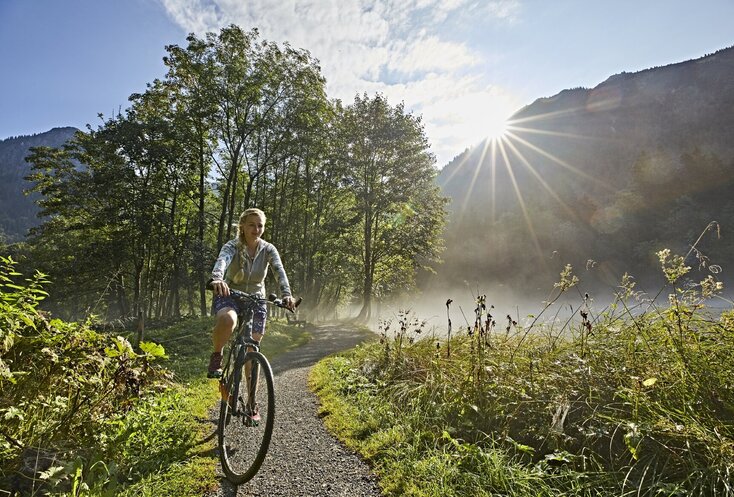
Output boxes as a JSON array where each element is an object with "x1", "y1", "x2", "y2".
[
  {"x1": 436, "y1": 46, "x2": 734, "y2": 294},
  {"x1": 0, "y1": 127, "x2": 78, "y2": 242}
]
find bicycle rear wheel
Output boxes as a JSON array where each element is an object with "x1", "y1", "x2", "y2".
[{"x1": 218, "y1": 350, "x2": 275, "y2": 484}]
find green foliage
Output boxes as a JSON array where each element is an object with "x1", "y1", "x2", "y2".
[
  {"x1": 0, "y1": 257, "x2": 173, "y2": 494},
  {"x1": 312, "y1": 249, "x2": 734, "y2": 496},
  {"x1": 335, "y1": 93, "x2": 448, "y2": 320},
  {"x1": 1, "y1": 254, "x2": 314, "y2": 495},
  {"x1": 16, "y1": 25, "x2": 447, "y2": 325}
]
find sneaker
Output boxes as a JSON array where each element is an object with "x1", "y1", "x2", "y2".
[
  {"x1": 244, "y1": 403, "x2": 261, "y2": 426},
  {"x1": 207, "y1": 352, "x2": 223, "y2": 378}
]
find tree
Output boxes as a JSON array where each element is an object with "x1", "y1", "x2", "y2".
[
  {"x1": 164, "y1": 26, "x2": 329, "y2": 249},
  {"x1": 163, "y1": 38, "x2": 220, "y2": 316},
  {"x1": 26, "y1": 86, "x2": 196, "y2": 319},
  {"x1": 335, "y1": 94, "x2": 447, "y2": 321}
]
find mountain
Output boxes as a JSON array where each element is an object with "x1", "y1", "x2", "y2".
[
  {"x1": 434, "y1": 46, "x2": 734, "y2": 295},
  {"x1": 0, "y1": 127, "x2": 79, "y2": 242}
]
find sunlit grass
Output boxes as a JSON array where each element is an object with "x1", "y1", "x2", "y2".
[{"x1": 312, "y1": 248, "x2": 734, "y2": 496}]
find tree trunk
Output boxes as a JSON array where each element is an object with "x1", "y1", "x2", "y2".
[
  {"x1": 226, "y1": 160, "x2": 239, "y2": 241},
  {"x1": 134, "y1": 261, "x2": 143, "y2": 316},
  {"x1": 356, "y1": 202, "x2": 373, "y2": 322},
  {"x1": 197, "y1": 136, "x2": 207, "y2": 316},
  {"x1": 216, "y1": 160, "x2": 235, "y2": 249}
]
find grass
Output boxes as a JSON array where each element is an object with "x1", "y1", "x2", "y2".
[{"x1": 310, "y1": 254, "x2": 734, "y2": 496}]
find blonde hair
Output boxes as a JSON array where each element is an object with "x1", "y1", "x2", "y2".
[{"x1": 237, "y1": 208, "x2": 267, "y2": 244}]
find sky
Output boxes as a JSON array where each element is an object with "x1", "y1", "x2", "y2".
[{"x1": 1, "y1": 0, "x2": 733, "y2": 167}]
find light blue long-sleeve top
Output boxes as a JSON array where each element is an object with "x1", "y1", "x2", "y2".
[{"x1": 211, "y1": 238, "x2": 292, "y2": 298}]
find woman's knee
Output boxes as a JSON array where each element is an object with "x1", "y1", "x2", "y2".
[{"x1": 215, "y1": 309, "x2": 237, "y2": 330}]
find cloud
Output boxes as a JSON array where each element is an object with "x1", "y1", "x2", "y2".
[
  {"x1": 386, "y1": 36, "x2": 480, "y2": 75},
  {"x1": 159, "y1": 0, "x2": 224, "y2": 35},
  {"x1": 157, "y1": 0, "x2": 522, "y2": 165}
]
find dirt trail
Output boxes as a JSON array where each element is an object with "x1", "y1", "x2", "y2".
[{"x1": 207, "y1": 324, "x2": 381, "y2": 497}]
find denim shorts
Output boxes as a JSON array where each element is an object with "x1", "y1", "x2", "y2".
[{"x1": 212, "y1": 294, "x2": 267, "y2": 335}]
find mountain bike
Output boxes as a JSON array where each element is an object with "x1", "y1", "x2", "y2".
[{"x1": 212, "y1": 286, "x2": 301, "y2": 484}]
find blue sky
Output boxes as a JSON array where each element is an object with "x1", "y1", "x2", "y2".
[{"x1": 1, "y1": 0, "x2": 733, "y2": 166}]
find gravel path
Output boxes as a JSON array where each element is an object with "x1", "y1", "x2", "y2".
[{"x1": 206, "y1": 324, "x2": 382, "y2": 497}]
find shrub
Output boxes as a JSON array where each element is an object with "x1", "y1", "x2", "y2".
[{"x1": 0, "y1": 255, "x2": 171, "y2": 494}]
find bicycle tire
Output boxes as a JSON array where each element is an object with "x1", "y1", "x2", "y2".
[{"x1": 218, "y1": 350, "x2": 275, "y2": 484}]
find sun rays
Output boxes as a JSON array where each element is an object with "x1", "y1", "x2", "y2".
[{"x1": 446, "y1": 108, "x2": 616, "y2": 265}]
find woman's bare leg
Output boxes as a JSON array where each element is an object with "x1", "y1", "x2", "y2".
[
  {"x1": 213, "y1": 308, "x2": 238, "y2": 353},
  {"x1": 208, "y1": 308, "x2": 238, "y2": 377}
]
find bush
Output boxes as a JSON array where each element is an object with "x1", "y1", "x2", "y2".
[{"x1": 0, "y1": 255, "x2": 171, "y2": 494}]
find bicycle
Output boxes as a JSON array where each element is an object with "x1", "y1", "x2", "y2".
[{"x1": 210, "y1": 285, "x2": 301, "y2": 484}]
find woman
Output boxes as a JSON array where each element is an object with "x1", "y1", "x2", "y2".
[{"x1": 207, "y1": 208, "x2": 295, "y2": 379}]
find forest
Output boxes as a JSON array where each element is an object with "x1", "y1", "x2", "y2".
[{"x1": 1, "y1": 25, "x2": 447, "y2": 324}]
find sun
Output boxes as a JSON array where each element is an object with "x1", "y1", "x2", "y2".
[
  {"x1": 464, "y1": 93, "x2": 517, "y2": 144},
  {"x1": 483, "y1": 114, "x2": 509, "y2": 141}
]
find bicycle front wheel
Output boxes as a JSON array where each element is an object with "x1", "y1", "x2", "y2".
[{"x1": 218, "y1": 350, "x2": 275, "y2": 484}]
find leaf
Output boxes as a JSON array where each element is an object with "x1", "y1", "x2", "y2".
[
  {"x1": 38, "y1": 465, "x2": 66, "y2": 481},
  {"x1": 514, "y1": 442, "x2": 535, "y2": 455},
  {"x1": 104, "y1": 346, "x2": 122, "y2": 358},
  {"x1": 3, "y1": 406, "x2": 24, "y2": 421},
  {"x1": 139, "y1": 341, "x2": 168, "y2": 359},
  {"x1": 642, "y1": 377, "x2": 657, "y2": 387},
  {"x1": 19, "y1": 314, "x2": 37, "y2": 329},
  {"x1": 624, "y1": 426, "x2": 641, "y2": 460},
  {"x1": 544, "y1": 450, "x2": 573, "y2": 463}
]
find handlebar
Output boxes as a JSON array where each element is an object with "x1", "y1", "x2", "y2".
[
  {"x1": 206, "y1": 279, "x2": 302, "y2": 313},
  {"x1": 264, "y1": 291, "x2": 303, "y2": 312}
]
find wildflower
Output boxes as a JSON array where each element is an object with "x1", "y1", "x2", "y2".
[
  {"x1": 554, "y1": 264, "x2": 579, "y2": 291},
  {"x1": 657, "y1": 249, "x2": 690, "y2": 284},
  {"x1": 700, "y1": 275, "x2": 724, "y2": 299}
]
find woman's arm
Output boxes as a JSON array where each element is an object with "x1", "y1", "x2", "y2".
[
  {"x1": 267, "y1": 243, "x2": 292, "y2": 298},
  {"x1": 211, "y1": 240, "x2": 237, "y2": 280}
]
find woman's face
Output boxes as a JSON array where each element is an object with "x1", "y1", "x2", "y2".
[{"x1": 242, "y1": 214, "x2": 265, "y2": 245}]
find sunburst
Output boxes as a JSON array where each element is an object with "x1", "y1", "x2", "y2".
[{"x1": 448, "y1": 109, "x2": 614, "y2": 265}]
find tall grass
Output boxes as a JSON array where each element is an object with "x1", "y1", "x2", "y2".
[{"x1": 311, "y1": 242, "x2": 734, "y2": 496}]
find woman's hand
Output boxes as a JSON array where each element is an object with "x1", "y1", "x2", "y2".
[
  {"x1": 282, "y1": 296, "x2": 296, "y2": 311},
  {"x1": 211, "y1": 279, "x2": 230, "y2": 296}
]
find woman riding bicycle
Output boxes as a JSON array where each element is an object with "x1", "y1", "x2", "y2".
[{"x1": 207, "y1": 208, "x2": 296, "y2": 378}]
